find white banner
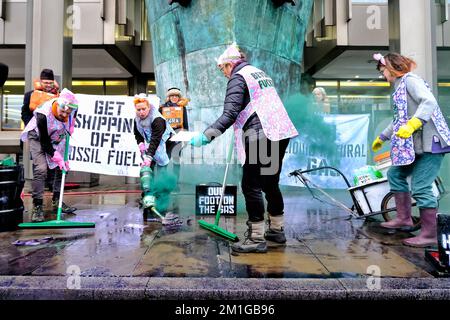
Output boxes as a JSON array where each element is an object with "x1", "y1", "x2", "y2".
[
  {"x1": 280, "y1": 114, "x2": 370, "y2": 189},
  {"x1": 69, "y1": 94, "x2": 160, "y2": 177}
]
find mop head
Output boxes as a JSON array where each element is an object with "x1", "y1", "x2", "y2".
[
  {"x1": 198, "y1": 219, "x2": 239, "y2": 242},
  {"x1": 162, "y1": 212, "x2": 182, "y2": 226},
  {"x1": 19, "y1": 220, "x2": 95, "y2": 229}
]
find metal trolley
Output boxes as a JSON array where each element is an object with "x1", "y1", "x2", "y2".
[{"x1": 289, "y1": 166, "x2": 446, "y2": 227}]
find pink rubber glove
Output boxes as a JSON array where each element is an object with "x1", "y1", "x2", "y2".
[
  {"x1": 51, "y1": 151, "x2": 67, "y2": 171},
  {"x1": 138, "y1": 142, "x2": 147, "y2": 154},
  {"x1": 140, "y1": 158, "x2": 152, "y2": 168}
]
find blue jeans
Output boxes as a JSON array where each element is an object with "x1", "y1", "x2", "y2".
[{"x1": 387, "y1": 153, "x2": 445, "y2": 208}]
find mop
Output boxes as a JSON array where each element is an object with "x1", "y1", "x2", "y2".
[
  {"x1": 19, "y1": 133, "x2": 95, "y2": 229},
  {"x1": 198, "y1": 136, "x2": 239, "y2": 242}
]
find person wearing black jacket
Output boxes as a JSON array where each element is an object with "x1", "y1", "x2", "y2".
[
  {"x1": 189, "y1": 44, "x2": 298, "y2": 253},
  {"x1": 21, "y1": 69, "x2": 59, "y2": 191},
  {"x1": 21, "y1": 69, "x2": 59, "y2": 126},
  {"x1": 133, "y1": 94, "x2": 175, "y2": 220},
  {"x1": 0, "y1": 63, "x2": 8, "y2": 88}
]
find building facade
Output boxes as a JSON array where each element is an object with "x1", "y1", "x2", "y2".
[{"x1": 1, "y1": 0, "x2": 450, "y2": 191}]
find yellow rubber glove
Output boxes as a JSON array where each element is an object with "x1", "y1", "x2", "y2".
[
  {"x1": 372, "y1": 136, "x2": 384, "y2": 152},
  {"x1": 395, "y1": 117, "x2": 423, "y2": 139}
]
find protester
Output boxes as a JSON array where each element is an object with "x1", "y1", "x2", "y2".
[
  {"x1": 372, "y1": 52, "x2": 450, "y2": 247},
  {"x1": 159, "y1": 87, "x2": 190, "y2": 187},
  {"x1": 0, "y1": 62, "x2": 8, "y2": 88},
  {"x1": 159, "y1": 87, "x2": 189, "y2": 132},
  {"x1": 20, "y1": 88, "x2": 78, "y2": 222},
  {"x1": 133, "y1": 93, "x2": 176, "y2": 220},
  {"x1": 21, "y1": 69, "x2": 60, "y2": 126},
  {"x1": 312, "y1": 87, "x2": 331, "y2": 113},
  {"x1": 190, "y1": 43, "x2": 298, "y2": 253}
]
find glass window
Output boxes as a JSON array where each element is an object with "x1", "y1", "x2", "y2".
[
  {"x1": 315, "y1": 81, "x2": 338, "y2": 113},
  {"x1": 1, "y1": 80, "x2": 25, "y2": 130},
  {"x1": 438, "y1": 82, "x2": 450, "y2": 117},
  {"x1": 147, "y1": 80, "x2": 156, "y2": 94},
  {"x1": 105, "y1": 80, "x2": 129, "y2": 95},
  {"x1": 0, "y1": 79, "x2": 132, "y2": 131},
  {"x1": 352, "y1": 0, "x2": 387, "y2": 3},
  {"x1": 437, "y1": 52, "x2": 450, "y2": 194},
  {"x1": 72, "y1": 80, "x2": 105, "y2": 95},
  {"x1": 314, "y1": 79, "x2": 392, "y2": 165}
]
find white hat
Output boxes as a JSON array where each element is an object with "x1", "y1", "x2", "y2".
[
  {"x1": 57, "y1": 88, "x2": 78, "y2": 110},
  {"x1": 216, "y1": 43, "x2": 242, "y2": 66}
]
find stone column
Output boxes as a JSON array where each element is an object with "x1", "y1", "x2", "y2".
[
  {"x1": 23, "y1": 0, "x2": 73, "y2": 180},
  {"x1": 389, "y1": 0, "x2": 437, "y2": 91}
]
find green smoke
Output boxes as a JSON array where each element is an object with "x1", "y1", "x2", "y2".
[
  {"x1": 151, "y1": 167, "x2": 177, "y2": 212},
  {"x1": 284, "y1": 93, "x2": 339, "y2": 165}
]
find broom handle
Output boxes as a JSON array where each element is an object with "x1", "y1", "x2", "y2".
[
  {"x1": 56, "y1": 133, "x2": 70, "y2": 220},
  {"x1": 214, "y1": 135, "x2": 234, "y2": 226}
]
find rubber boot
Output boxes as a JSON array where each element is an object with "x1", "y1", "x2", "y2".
[
  {"x1": 380, "y1": 192, "x2": 413, "y2": 230},
  {"x1": 52, "y1": 199, "x2": 77, "y2": 215},
  {"x1": 231, "y1": 221, "x2": 267, "y2": 253},
  {"x1": 264, "y1": 214, "x2": 286, "y2": 244},
  {"x1": 403, "y1": 208, "x2": 438, "y2": 248},
  {"x1": 31, "y1": 199, "x2": 45, "y2": 223}
]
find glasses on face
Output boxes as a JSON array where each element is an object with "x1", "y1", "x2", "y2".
[{"x1": 59, "y1": 102, "x2": 77, "y2": 111}]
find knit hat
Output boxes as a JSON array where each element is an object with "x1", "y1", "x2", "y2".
[
  {"x1": 166, "y1": 87, "x2": 181, "y2": 98},
  {"x1": 40, "y1": 69, "x2": 55, "y2": 81},
  {"x1": 57, "y1": 88, "x2": 78, "y2": 110},
  {"x1": 216, "y1": 43, "x2": 242, "y2": 66}
]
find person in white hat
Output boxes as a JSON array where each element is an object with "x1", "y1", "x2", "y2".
[
  {"x1": 189, "y1": 43, "x2": 298, "y2": 253},
  {"x1": 20, "y1": 88, "x2": 78, "y2": 222}
]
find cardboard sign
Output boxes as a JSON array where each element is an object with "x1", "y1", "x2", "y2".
[{"x1": 195, "y1": 184, "x2": 237, "y2": 216}]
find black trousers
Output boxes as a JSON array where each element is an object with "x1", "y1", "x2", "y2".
[{"x1": 242, "y1": 136, "x2": 290, "y2": 222}]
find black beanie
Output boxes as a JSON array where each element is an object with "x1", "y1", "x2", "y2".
[{"x1": 40, "y1": 69, "x2": 54, "y2": 81}]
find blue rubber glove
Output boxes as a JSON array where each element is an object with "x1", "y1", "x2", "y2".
[{"x1": 189, "y1": 133, "x2": 210, "y2": 147}]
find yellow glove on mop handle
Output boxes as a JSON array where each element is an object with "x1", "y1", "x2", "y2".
[
  {"x1": 396, "y1": 117, "x2": 423, "y2": 139},
  {"x1": 372, "y1": 136, "x2": 384, "y2": 152}
]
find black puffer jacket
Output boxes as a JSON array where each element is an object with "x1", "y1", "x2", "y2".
[
  {"x1": 204, "y1": 61, "x2": 263, "y2": 141},
  {"x1": 21, "y1": 90, "x2": 34, "y2": 126}
]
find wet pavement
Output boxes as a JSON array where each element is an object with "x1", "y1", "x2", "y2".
[
  {"x1": 1, "y1": 182, "x2": 450, "y2": 299},
  {"x1": 1, "y1": 184, "x2": 442, "y2": 278}
]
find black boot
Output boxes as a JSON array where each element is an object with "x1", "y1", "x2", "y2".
[{"x1": 31, "y1": 199, "x2": 45, "y2": 223}]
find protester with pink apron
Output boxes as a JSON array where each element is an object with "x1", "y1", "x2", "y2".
[
  {"x1": 21, "y1": 88, "x2": 78, "y2": 222},
  {"x1": 190, "y1": 44, "x2": 298, "y2": 253},
  {"x1": 372, "y1": 53, "x2": 450, "y2": 247}
]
